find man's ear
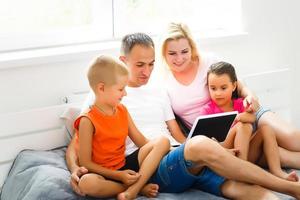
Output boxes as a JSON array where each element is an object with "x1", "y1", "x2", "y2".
[{"x1": 119, "y1": 55, "x2": 126, "y2": 64}]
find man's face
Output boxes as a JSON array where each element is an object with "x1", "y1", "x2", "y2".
[{"x1": 122, "y1": 45, "x2": 155, "y2": 87}]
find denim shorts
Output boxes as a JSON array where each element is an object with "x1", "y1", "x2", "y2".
[
  {"x1": 150, "y1": 143, "x2": 226, "y2": 196},
  {"x1": 253, "y1": 106, "x2": 271, "y2": 132}
]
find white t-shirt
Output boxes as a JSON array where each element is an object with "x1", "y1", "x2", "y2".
[
  {"x1": 166, "y1": 53, "x2": 220, "y2": 128},
  {"x1": 81, "y1": 85, "x2": 179, "y2": 155}
]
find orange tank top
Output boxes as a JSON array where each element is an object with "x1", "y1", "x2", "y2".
[{"x1": 75, "y1": 104, "x2": 128, "y2": 170}]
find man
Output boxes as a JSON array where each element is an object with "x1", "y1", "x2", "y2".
[{"x1": 67, "y1": 33, "x2": 300, "y2": 200}]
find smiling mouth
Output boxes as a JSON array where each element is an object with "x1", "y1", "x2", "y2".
[{"x1": 174, "y1": 62, "x2": 184, "y2": 67}]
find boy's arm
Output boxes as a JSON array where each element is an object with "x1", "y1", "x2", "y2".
[
  {"x1": 237, "y1": 80, "x2": 260, "y2": 112},
  {"x1": 127, "y1": 113, "x2": 148, "y2": 148},
  {"x1": 166, "y1": 119, "x2": 186, "y2": 143},
  {"x1": 78, "y1": 117, "x2": 131, "y2": 183}
]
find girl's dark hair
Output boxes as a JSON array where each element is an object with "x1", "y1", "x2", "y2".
[{"x1": 207, "y1": 61, "x2": 239, "y2": 99}]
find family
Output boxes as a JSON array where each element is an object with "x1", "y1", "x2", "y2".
[{"x1": 66, "y1": 22, "x2": 300, "y2": 200}]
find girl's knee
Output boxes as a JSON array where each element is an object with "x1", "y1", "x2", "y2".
[{"x1": 236, "y1": 122, "x2": 253, "y2": 133}]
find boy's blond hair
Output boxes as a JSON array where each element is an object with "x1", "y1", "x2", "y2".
[{"x1": 87, "y1": 55, "x2": 128, "y2": 92}]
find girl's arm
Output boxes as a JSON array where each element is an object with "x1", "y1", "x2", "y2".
[
  {"x1": 127, "y1": 113, "x2": 148, "y2": 148},
  {"x1": 166, "y1": 119, "x2": 186, "y2": 143},
  {"x1": 78, "y1": 117, "x2": 125, "y2": 182},
  {"x1": 237, "y1": 80, "x2": 260, "y2": 112}
]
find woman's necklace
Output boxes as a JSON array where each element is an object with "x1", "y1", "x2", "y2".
[{"x1": 94, "y1": 104, "x2": 115, "y2": 116}]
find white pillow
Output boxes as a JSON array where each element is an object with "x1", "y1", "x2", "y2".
[{"x1": 60, "y1": 106, "x2": 81, "y2": 144}]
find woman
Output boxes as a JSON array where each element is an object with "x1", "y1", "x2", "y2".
[{"x1": 160, "y1": 22, "x2": 300, "y2": 169}]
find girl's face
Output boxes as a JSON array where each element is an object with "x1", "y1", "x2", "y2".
[
  {"x1": 208, "y1": 73, "x2": 237, "y2": 108},
  {"x1": 164, "y1": 38, "x2": 192, "y2": 73}
]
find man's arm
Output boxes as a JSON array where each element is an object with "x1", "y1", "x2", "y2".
[
  {"x1": 66, "y1": 137, "x2": 88, "y2": 196},
  {"x1": 66, "y1": 137, "x2": 80, "y2": 173},
  {"x1": 166, "y1": 119, "x2": 186, "y2": 144}
]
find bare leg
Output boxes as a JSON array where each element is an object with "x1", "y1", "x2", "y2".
[
  {"x1": 221, "y1": 180, "x2": 279, "y2": 200},
  {"x1": 259, "y1": 111, "x2": 300, "y2": 151},
  {"x1": 118, "y1": 136, "x2": 170, "y2": 200},
  {"x1": 233, "y1": 123, "x2": 252, "y2": 160},
  {"x1": 222, "y1": 122, "x2": 252, "y2": 160},
  {"x1": 248, "y1": 125, "x2": 298, "y2": 182},
  {"x1": 184, "y1": 135, "x2": 300, "y2": 199},
  {"x1": 78, "y1": 173, "x2": 125, "y2": 198},
  {"x1": 279, "y1": 147, "x2": 300, "y2": 169}
]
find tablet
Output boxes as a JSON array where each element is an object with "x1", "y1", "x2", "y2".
[{"x1": 187, "y1": 111, "x2": 238, "y2": 141}]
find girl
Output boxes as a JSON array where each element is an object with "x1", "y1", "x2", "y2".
[{"x1": 202, "y1": 61, "x2": 298, "y2": 182}]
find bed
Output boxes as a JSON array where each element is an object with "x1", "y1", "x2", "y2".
[{"x1": 0, "y1": 69, "x2": 298, "y2": 200}]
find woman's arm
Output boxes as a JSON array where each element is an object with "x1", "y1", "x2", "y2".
[
  {"x1": 237, "y1": 80, "x2": 260, "y2": 112},
  {"x1": 166, "y1": 119, "x2": 186, "y2": 143}
]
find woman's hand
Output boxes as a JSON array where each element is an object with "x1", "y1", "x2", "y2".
[{"x1": 243, "y1": 95, "x2": 260, "y2": 113}]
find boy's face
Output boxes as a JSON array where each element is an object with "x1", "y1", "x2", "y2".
[
  {"x1": 104, "y1": 75, "x2": 128, "y2": 107},
  {"x1": 121, "y1": 45, "x2": 155, "y2": 87}
]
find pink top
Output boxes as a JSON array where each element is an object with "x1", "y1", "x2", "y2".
[
  {"x1": 201, "y1": 98, "x2": 245, "y2": 115},
  {"x1": 166, "y1": 53, "x2": 219, "y2": 128}
]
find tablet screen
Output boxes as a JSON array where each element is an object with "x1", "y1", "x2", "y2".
[{"x1": 187, "y1": 111, "x2": 238, "y2": 141}]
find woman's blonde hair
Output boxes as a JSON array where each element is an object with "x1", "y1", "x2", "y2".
[
  {"x1": 87, "y1": 55, "x2": 128, "y2": 92},
  {"x1": 161, "y1": 22, "x2": 200, "y2": 65}
]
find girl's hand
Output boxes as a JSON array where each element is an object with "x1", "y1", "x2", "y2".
[{"x1": 118, "y1": 170, "x2": 140, "y2": 186}]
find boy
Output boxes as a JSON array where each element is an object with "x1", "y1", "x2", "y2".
[{"x1": 75, "y1": 55, "x2": 170, "y2": 200}]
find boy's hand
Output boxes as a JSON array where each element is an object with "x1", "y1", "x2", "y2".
[
  {"x1": 70, "y1": 166, "x2": 88, "y2": 196},
  {"x1": 119, "y1": 170, "x2": 141, "y2": 186}
]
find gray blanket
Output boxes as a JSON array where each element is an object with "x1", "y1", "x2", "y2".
[{"x1": 0, "y1": 148, "x2": 297, "y2": 200}]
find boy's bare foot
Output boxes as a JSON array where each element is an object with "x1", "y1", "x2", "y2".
[
  {"x1": 117, "y1": 192, "x2": 134, "y2": 200},
  {"x1": 140, "y1": 183, "x2": 159, "y2": 198},
  {"x1": 285, "y1": 170, "x2": 299, "y2": 182}
]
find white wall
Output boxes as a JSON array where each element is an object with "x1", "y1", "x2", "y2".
[{"x1": 0, "y1": 0, "x2": 299, "y2": 125}]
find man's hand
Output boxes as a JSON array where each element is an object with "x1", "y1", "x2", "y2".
[
  {"x1": 118, "y1": 169, "x2": 141, "y2": 186},
  {"x1": 243, "y1": 95, "x2": 260, "y2": 113},
  {"x1": 70, "y1": 166, "x2": 88, "y2": 196}
]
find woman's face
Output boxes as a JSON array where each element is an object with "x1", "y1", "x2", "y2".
[{"x1": 164, "y1": 38, "x2": 193, "y2": 73}]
